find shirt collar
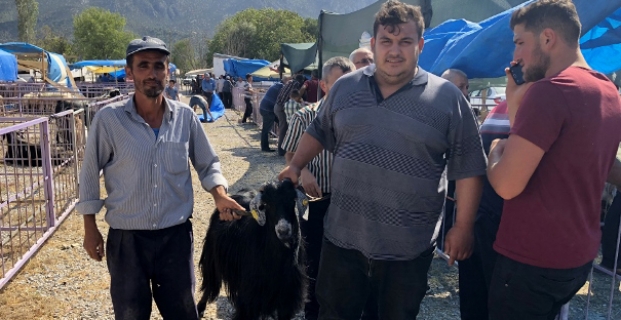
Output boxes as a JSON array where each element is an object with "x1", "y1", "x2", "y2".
[
  {"x1": 124, "y1": 94, "x2": 175, "y2": 123},
  {"x1": 362, "y1": 64, "x2": 429, "y2": 86}
]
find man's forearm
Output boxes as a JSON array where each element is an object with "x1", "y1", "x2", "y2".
[
  {"x1": 453, "y1": 176, "x2": 483, "y2": 229},
  {"x1": 608, "y1": 157, "x2": 621, "y2": 189},
  {"x1": 289, "y1": 133, "x2": 324, "y2": 170}
]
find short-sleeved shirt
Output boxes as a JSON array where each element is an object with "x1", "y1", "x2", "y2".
[
  {"x1": 283, "y1": 99, "x2": 302, "y2": 123},
  {"x1": 477, "y1": 101, "x2": 510, "y2": 220},
  {"x1": 303, "y1": 79, "x2": 320, "y2": 103},
  {"x1": 306, "y1": 65, "x2": 487, "y2": 260},
  {"x1": 244, "y1": 82, "x2": 253, "y2": 99},
  {"x1": 260, "y1": 83, "x2": 284, "y2": 113},
  {"x1": 494, "y1": 67, "x2": 621, "y2": 269},
  {"x1": 164, "y1": 86, "x2": 179, "y2": 100},
  {"x1": 282, "y1": 100, "x2": 333, "y2": 194}
]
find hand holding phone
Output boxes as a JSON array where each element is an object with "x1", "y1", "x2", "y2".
[{"x1": 509, "y1": 64, "x2": 525, "y2": 85}]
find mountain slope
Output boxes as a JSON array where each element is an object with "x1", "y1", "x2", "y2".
[{"x1": 0, "y1": 0, "x2": 376, "y2": 44}]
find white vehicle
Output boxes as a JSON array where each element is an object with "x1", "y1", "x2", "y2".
[{"x1": 469, "y1": 86, "x2": 506, "y2": 115}]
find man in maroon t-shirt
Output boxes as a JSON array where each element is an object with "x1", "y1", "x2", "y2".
[
  {"x1": 300, "y1": 70, "x2": 320, "y2": 103},
  {"x1": 486, "y1": 1, "x2": 621, "y2": 319}
]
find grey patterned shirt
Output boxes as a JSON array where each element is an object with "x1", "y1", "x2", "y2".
[
  {"x1": 76, "y1": 96, "x2": 228, "y2": 230},
  {"x1": 306, "y1": 66, "x2": 487, "y2": 260}
]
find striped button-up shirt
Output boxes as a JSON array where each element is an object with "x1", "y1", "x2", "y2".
[
  {"x1": 76, "y1": 96, "x2": 228, "y2": 230},
  {"x1": 281, "y1": 100, "x2": 333, "y2": 194}
]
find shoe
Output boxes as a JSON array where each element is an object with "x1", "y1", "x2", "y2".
[{"x1": 262, "y1": 149, "x2": 276, "y2": 152}]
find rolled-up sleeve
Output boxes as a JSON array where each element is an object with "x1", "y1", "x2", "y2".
[
  {"x1": 189, "y1": 114, "x2": 228, "y2": 191},
  {"x1": 76, "y1": 110, "x2": 113, "y2": 215}
]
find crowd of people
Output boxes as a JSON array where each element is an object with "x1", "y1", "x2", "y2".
[{"x1": 75, "y1": 0, "x2": 621, "y2": 320}]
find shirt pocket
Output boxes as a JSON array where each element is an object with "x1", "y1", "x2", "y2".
[{"x1": 162, "y1": 142, "x2": 189, "y2": 175}]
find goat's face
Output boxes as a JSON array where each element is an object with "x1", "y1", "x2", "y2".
[{"x1": 249, "y1": 180, "x2": 308, "y2": 248}]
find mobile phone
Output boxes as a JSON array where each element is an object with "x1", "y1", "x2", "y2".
[{"x1": 509, "y1": 64, "x2": 525, "y2": 85}]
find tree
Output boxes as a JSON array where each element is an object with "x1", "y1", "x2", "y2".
[
  {"x1": 73, "y1": 8, "x2": 136, "y2": 60},
  {"x1": 15, "y1": 0, "x2": 38, "y2": 43},
  {"x1": 171, "y1": 38, "x2": 198, "y2": 74},
  {"x1": 37, "y1": 26, "x2": 72, "y2": 54},
  {"x1": 207, "y1": 9, "x2": 318, "y2": 63}
]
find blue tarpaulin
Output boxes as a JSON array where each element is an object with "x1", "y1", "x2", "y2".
[
  {"x1": 70, "y1": 60, "x2": 126, "y2": 68},
  {"x1": 0, "y1": 42, "x2": 74, "y2": 87},
  {"x1": 419, "y1": 0, "x2": 621, "y2": 78},
  {"x1": 197, "y1": 93, "x2": 226, "y2": 123},
  {"x1": 0, "y1": 49, "x2": 17, "y2": 81},
  {"x1": 223, "y1": 59, "x2": 270, "y2": 79}
]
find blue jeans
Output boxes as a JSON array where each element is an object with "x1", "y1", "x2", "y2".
[{"x1": 260, "y1": 109, "x2": 276, "y2": 150}]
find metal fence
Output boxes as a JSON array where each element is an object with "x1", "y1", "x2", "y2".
[
  {"x1": 436, "y1": 191, "x2": 621, "y2": 320},
  {"x1": 0, "y1": 115, "x2": 83, "y2": 290}
]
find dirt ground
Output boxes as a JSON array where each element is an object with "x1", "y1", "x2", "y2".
[{"x1": 0, "y1": 96, "x2": 618, "y2": 319}]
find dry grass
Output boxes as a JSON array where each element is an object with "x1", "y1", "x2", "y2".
[{"x1": 0, "y1": 95, "x2": 618, "y2": 319}]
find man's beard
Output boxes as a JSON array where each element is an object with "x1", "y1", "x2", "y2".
[
  {"x1": 524, "y1": 44, "x2": 550, "y2": 82},
  {"x1": 139, "y1": 80, "x2": 164, "y2": 98}
]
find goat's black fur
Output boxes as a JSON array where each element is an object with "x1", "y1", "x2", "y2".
[
  {"x1": 3, "y1": 131, "x2": 43, "y2": 167},
  {"x1": 197, "y1": 180, "x2": 307, "y2": 320}
]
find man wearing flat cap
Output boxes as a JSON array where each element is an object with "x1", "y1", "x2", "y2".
[{"x1": 77, "y1": 36, "x2": 244, "y2": 320}]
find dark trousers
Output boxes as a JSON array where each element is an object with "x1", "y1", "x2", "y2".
[
  {"x1": 260, "y1": 109, "x2": 277, "y2": 151},
  {"x1": 602, "y1": 193, "x2": 621, "y2": 269},
  {"x1": 106, "y1": 220, "x2": 198, "y2": 320},
  {"x1": 274, "y1": 105, "x2": 287, "y2": 156},
  {"x1": 488, "y1": 254, "x2": 591, "y2": 320},
  {"x1": 203, "y1": 91, "x2": 213, "y2": 107},
  {"x1": 242, "y1": 97, "x2": 253, "y2": 122},
  {"x1": 222, "y1": 92, "x2": 233, "y2": 109},
  {"x1": 438, "y1": 180, "x2": 456, "y2": 251},
  {"x1": 459, "y1": 212, "x2": 501, "y2": 319},
  {"x1": 316, "y1": 239, "x2": 434, "y2": 320},
  {"x1": 300, "y1": 196, "x2": 331, "y2": 319}
]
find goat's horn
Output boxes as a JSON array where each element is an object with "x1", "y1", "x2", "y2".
[{"x1": 232, "y1": 209, "x2": 252, "y2": 217}]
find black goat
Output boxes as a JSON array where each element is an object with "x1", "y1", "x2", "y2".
[
  {"x1": 197, "y1": 179, "x2": 309, "y2": 320},
  {"x1": 3, "y1": 131, "x2": 43, "y2": 167}
]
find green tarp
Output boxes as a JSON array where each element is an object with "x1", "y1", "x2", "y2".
[
  {"x1": 280, "y1": 42, "x2": 318, "y2": 74},
  {"x1": 281, "y1": 0, "x2": 529, "y2": 77}
]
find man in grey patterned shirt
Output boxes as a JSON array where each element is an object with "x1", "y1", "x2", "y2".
[
  {"x1": 77, "y1": 36, "x2": 244, "y2": 320},
  {"x1": 279, "y1": 1, "x2": 486, "y2": 319}
]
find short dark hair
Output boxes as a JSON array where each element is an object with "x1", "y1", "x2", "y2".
[
  {"x1": 290, "y1": 89, "x2": 301, "y2": 99},
  {"x1": 510, "y1": 0, "x2": 581, "y2": 47},
  {"x1": 373, "y1": 0, "x2": 425, "y2": 39},
  {"x1": 245, "y1": 73, "x2": 252, "y2": 80},
  {"x1": 294, "y1": 74, "x2": 306, "y2": 85},
  {"x1": 126, "y1": 52, "x2": 169, "y2": 69},
  {"x1": 169, "y1": 79, "x2": 176, "y2": 83}
]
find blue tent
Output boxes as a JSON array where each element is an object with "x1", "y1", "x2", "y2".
[
  {"x1": 0, "y1": 42, "x2": 74, "y2": 87},
  {"x1": 419, "y1": 0, "x2": 621, "y2": 78},
  {"x1": 0, "y1": 49, "x2": 17, "y2": 81},
  {"x1": 70, "y1": 60, "x2": 126, "y2": 68},
  {"x1": 224, "y1": 59, "x2": 270, "y2": 78}
]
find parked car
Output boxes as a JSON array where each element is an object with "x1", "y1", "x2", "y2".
[
  {"x1": 182, "y1": 77, "x2": 193, "y2": 86},
  {"x1": 469, "y1": 86, "x2": 506, "y2": 116}
]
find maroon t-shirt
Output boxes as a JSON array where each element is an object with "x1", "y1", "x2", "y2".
[
  {"x1": 304, "y1": 79, "x2": 319, "y2": 103},
  {"x1": 494, "y1": 67, "x2": 621, "y2": 269}
]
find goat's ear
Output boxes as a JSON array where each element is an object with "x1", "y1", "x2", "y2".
[{"x1": 249, "y1": 192, "x2": 266, "y2": 226}]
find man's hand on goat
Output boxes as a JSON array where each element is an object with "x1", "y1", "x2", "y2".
[
  {"x1": 210, "y1": 185, "x2": 245, "y2": 221},
  {"x1": 444, "y1": 224, "x2": 474, "y2": 266},
  {"x1": 278, "y1": 165, "x2": 301, "y2": 185},
  {"x1": 300, "y1": 169, "x2": 322, "y2": 199}
]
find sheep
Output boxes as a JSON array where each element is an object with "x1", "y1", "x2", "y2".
[{"x1": 197, "y1": 179, "x2": 309, "y2": 320}]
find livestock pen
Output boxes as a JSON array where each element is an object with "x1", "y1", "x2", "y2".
[{"x1": 0, "y1": 83, "x2": 130, "y2": 290}]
